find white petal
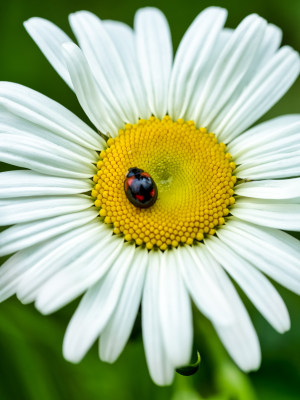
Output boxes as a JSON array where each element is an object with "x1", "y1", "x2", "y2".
[
  {"x1": 63, "y1": 244, "x2": 135, "y2": 363},
  {"x1": 135, "y1": 7, "x2": 172, "y2": 119},
  {"x1": 0, "y1": 82, "x2": 104, "y2": 149},
  {"x1": 142, "y1": 251, "x2": 174, "y2": 386},
  {"x1": 228, "y1": 115, "x2": 300, "y2": 159},
  {"x1": 0, "y1": 195, "x2": 93, "y2": 225},
  {"x1": 213, "y1": 46, "x2": 300, "y2": 142},
  {"x1": 235, "y1": 178, "x2": 300, "y2": 199},
  {"x1": 1, "y1": 130, "x2": 97, "y2": 171},
  {"x1": 240, "y1": 23, "x2": 282, "y2": 83},
  {"x1": 69, "y1": 11, "x2": 138, "y2": 124},
  {"x1": 36, "y1": 233, "x2": 123, "y2": 314},
  {"x1": 186, "y1": 20, "x2": 281, "y2": 128},
  {"x1": 235, "y1": 136, "x2": 300, "y2": 165},
  {"x1": 222, "y1": 23, "x2": 282, "y2": 105},
  {"x1": 62, "y1": 42, "x2": 121, "y2": 135},
  {"x1": 205, "y1": 236, "x2": 290, "y2": 333},
  {"x1": 208, "y1": 260, "x2": 261, "y2": 371},
  {"x1": 103, "y1": 20, "x2": 150, "y2": 119},
  {"x1": 208, "y1": 23, "x2": 281, "y2": 131},
  {"x1": 216, "y1": 28, "x2": 233, "y2": 46},
  {"x1": 0, "y1": 245, "x2": 44, "y2": 302},
  {"x1": 231, "y1": 117, "x2": 300, "y2": 179},
  {"x1": 178, "y1": 244, "x2": 233, "y2": 324},
  {"x1": 0, "y1": 133, "x2": 96, "y2": 178},
  {"x1": 16, "y1": 221, "x2": 105, "y2": 303},
  {"x1": 100, "y1": 247, "x2": 148, "y2": 363},
  {"x1": 103, "y1": 20, "x2": 135, "y2": 58},
  {"x1": 0, "y1": 247, "x2": 40, "y2": 302},
  {"x1": 0, "y1": 209, "x2": 98, "y2": 256},
  {"x1": 192, "y1": 14, "x2": 267, "y2": 127},
  {"x1": 158, "y1": 249, "x2": 193, "y2": 368},
  {"x1": 0, "y1": 221, "x2": 99, "y2": 301},
  {"x1": 168, "y1": 7, "x2": 227, "y2": 120},
  {"x1": 235, "y1": 153, "x2": 300, "y2": 180},
  {"x1": 231, "y1": 198, "x2": 300, "y2": 230},
  {"x1": 0, "y1": 170, "x2": 92, "y2": 198},
  {"x1": 218, "y1": 218, "x2": 300, "y2": 294},
  {"x1": 24, "y1": 17, "x2": 73, "y2": 88},
  {"x1": 0, "y1": 110, "x2": 99, "y2": 161},
  {"x1": 253, "y1": 23, "x2": 282, "y2": 69}
]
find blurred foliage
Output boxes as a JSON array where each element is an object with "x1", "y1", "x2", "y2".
[{"x1": 0, "y1": 0, "x2": 299, "y2": 399}]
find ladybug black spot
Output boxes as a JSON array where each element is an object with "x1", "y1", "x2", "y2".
[{"x1": 124, "y1": 167, "x2": 158, "y2": 208}]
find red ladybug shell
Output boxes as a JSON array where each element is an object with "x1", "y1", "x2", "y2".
[{"x1": 124, "y1": 167, "x2": 158, "y2": 208}]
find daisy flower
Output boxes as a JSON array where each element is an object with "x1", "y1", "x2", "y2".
[{"x1": 0, "y1": 7, "x2": 299, "y2": 386}]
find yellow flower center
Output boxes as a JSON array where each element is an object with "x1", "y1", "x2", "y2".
[{"x1": 92, "y1": 116, "x2": 236, "y2": 250}]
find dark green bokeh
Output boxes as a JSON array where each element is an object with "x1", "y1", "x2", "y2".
[{"x1": 0, "y1": 1, "x2": 299, "y2": 399}]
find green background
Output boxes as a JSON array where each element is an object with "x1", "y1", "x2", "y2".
[{"x1": 0, "y1": 0, "x2": 299, "y2": 399}]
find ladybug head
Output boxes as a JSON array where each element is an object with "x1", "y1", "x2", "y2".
[{"x1": 126, "y1": 167, "x2": 143, "y2": 178}]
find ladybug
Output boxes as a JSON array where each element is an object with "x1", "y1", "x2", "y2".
[{"x1": 124, "y1": 167, "x2": 158, "y2": 208}]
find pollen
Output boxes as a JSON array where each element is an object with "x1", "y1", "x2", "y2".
[{"x1": 92, "y1": 116, "x2": 236, "y2": 250}]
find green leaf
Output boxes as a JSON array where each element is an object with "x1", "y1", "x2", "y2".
[{"x1": 176, "y1": 351, "x2": 201, "y2": 377}]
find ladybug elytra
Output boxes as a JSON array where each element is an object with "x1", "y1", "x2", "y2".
[{"x1": 124, "y1": 167, "x2": 158, "y2": 208}]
